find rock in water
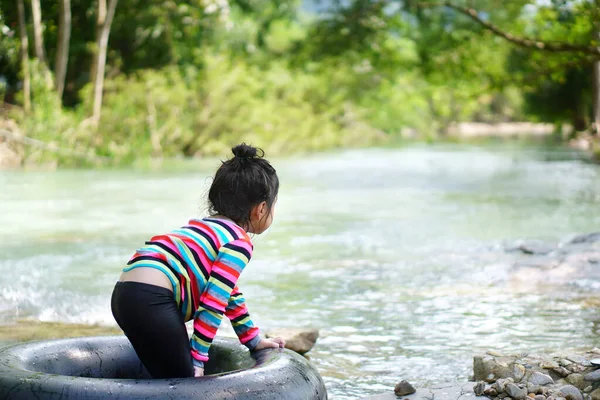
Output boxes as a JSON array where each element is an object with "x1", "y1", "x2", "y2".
[
  {"x1": 394, "y1": 380, "x2": 416, "y2": 396},
  {"x1": 265, "y1": 328, "x2": 319, "y2": 355},
  {"x1": 568, "y1": 233, "x2": 600, "y2": 244},
  {"x1": 517, "y1": 241, "x2": 554, "y2": 255}
]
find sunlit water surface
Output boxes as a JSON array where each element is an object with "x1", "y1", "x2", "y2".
[{"x1": 1, "y1": 143, "x2": 600, "y2": 398}]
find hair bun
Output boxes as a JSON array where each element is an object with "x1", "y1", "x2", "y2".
[{"x1": 231, "y1": 143, "x2": 262, "y2": 159}]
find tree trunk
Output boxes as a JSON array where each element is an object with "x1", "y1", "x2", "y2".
[
  {"x1": 594, "y1": 60, "x2": 600, "y2": 135},
  {"x1": 89, "y1": 0, "x2": 106, "y2": 86},
  {"x1": 17, "y1": 0, "x2": 31, "y2": 112},
  {"x1": 91, "y1": 0, "x2": 118, "y2": 123},
  {"x1": 30, "y1": 0, "x2": 45, "y2": 62},
  {"x1": 55, "y1": 0, "x2": 71, "y2": 99},
  {"x1": 594, "y1": 3, "x2": 600, "y2": 135},
  {"x1": 30, "y1": 0, "x2": 53, "y2": 88}
]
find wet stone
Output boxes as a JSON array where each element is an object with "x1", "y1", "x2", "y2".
[
  {"x1": 394, "y1": 380, "x2": 417, "y2": 396},
  {"x1": 534, "y1": 396, "x2": 546, "y2": 400}
]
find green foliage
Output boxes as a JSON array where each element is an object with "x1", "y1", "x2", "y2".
[
  {"x1": 65, "y1": 53, "x2": 385, "y2": 164},
  {"x1": 3, "y1": 0, "x2": 600, "y2": 166}
]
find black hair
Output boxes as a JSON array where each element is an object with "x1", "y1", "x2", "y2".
[{"x1": 208, "y1": 143, "x2": 279, "y2": 229}]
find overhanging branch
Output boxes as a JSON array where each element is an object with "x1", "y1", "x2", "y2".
[{"x1": 416, "y1": 1, "x2": 600, "y2": 56}]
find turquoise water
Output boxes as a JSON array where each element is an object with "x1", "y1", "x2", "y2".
[{"x1": 1, "y1": 143, "x2": 600, "y2": 398}]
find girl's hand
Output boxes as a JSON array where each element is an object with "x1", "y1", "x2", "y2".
[
  {"x1": 194, "y1": 366, "x2": 204, "y2": 377},
  {"x1": 254, "y1": 337, "x2": 286, "y2": 351}
]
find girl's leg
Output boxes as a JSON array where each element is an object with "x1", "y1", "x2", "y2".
[{"x1": 111, "y1": 281, "x2": 194, "y2": 379}]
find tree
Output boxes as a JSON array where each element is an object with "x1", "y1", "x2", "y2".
[
  {"x1": 414, "y1": 1, "x2": 600, "y2": 132},
  {"x1": 29, "y1": 0, "x2": 45, "y2": 61},
  {"x1": 55, "y1": 0, "x2": 71, "y2": 99},
  {"x1": 593, "y1": 0, "x2": 600, "y2": 133},
  {"x1": 16, "y1": 0, "x2": 31, "y2": 112},
  {"x1": 29, "y1": 0, "x2": 53, "y2": 88},
  {"x1": 91, "y1": 0, "x2": 118, "y2": 123}
]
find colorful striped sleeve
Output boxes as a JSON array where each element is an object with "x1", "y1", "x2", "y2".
[
  {"x1": 225, "y1": 286, "x2": 261, "y2": 349},
  {"x1": 190, "y1": 238, "x2": 252, "y2": 368}
]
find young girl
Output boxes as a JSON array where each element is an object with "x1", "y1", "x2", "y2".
[{"x1": 111, "y1": 143, "x2": 285, "y2": 379}]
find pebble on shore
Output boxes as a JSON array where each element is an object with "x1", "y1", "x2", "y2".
[{"x1": 473, "y1": 348, "x2": 600, "y2": 400}]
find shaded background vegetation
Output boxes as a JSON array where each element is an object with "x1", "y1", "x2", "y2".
[{"x1": 0, "y1": 0, "x2": 599, "y2": 165}]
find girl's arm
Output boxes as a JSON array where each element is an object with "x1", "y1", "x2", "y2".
[
  {"x1": 225, "y1": 287, "x2": 262, "y2": 349},
  {"x1": 189, "y1": 239, "x2": 253, "y2": 370}
]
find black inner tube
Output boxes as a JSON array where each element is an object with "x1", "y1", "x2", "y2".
[{"x1": 0, "y1": 335, "x2": 328, "y2": 400}]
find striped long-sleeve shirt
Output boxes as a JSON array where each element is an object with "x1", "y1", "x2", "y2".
[{"x1": 122, "y1": 217, "x2": 261, "y2": 368}]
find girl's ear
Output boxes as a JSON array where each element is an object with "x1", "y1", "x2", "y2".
[
  {"x1": 251, "y1": 201, "x2": 268, "y2": 220},
  {"x1": 258, "y1": 201, "x2": 268, "y2": 218}
]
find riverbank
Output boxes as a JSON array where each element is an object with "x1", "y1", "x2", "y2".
[
  {"x1": 364, "y1": 346, "x2": 600, "y2": 400},
  {"x1": 0, "y1": 320, "x2": 121, "y2": 346},
  {"x1": 3, "y1": 116, "x2": 598, "y2": 169},
  {"x1": 446, "y1": 122, "x2": 556, "y2": 138}
]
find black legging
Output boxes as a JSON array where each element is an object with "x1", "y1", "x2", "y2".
[{"x1": 111, "y1": 281, "x2": 194, "y2": 379}]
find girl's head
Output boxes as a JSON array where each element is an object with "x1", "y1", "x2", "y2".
[{"x1": 208, "y1": 143, "x2": 279, "y2": 234}]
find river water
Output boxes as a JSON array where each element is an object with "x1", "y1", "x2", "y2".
[{"x1": 1, "y1": 143, "x2": 600, "y2": 398}]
